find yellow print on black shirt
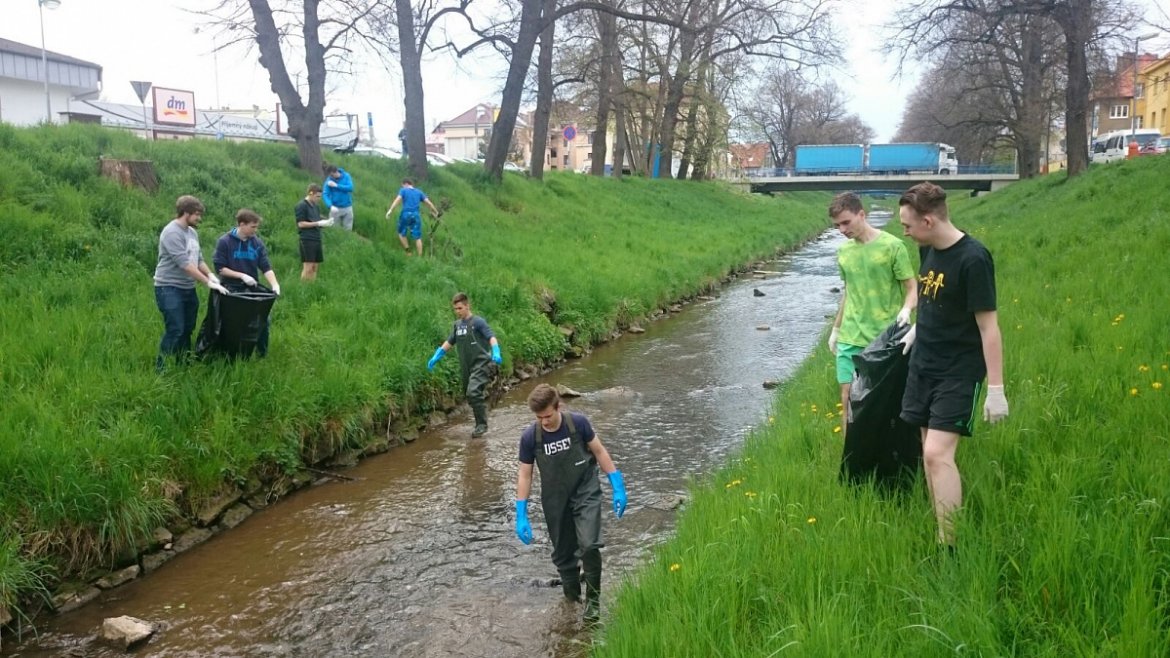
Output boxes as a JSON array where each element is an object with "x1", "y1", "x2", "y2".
[{"x1": 920, "y1": 270, "x2": 945, "y2": 300}]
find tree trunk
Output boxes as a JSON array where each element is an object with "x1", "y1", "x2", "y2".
[
  {"x1": 247, "y1": 0, "x2": 327, "y2": 174},
  {"x1": 613, "y1": 98, "x2": 627, "y2": 179},
  {"x1": 591, "y1": 3, "x2": 617, "y2": 176},
  {"x1": 529, "y1": 0, "x2": 558, "y2": 180},
  {"x1": 655, "y1": 1, "x2": 703, "y2": 179},
  {"x1": 396, "y1": 0, "x2": 428, "y2": 181},
  {"x1": 485, "y1": 0, "x2": 543, "y2": 181},
  {"x1": 1060, "y1": 1, "x2": 1091, "y2": 178}
]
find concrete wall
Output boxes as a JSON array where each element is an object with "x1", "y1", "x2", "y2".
[{"x1": 0, "y1": 77, "x2": 74, "y2": 125}]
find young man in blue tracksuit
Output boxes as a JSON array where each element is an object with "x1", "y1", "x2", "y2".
[
  {"x1": 386, "y1": 177, "x2": 440, "y2": 257},
  {"x1": 213, "y1": 208, "x2": 281, "y2": 356},
  {"x1": 514, "y1": 383, "x2": 628, "y2": 623},
  {"x1": 322, "y1": 164, "x2": 355, "y2": 230}
]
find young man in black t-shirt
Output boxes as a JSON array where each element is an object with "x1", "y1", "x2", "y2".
[
  {"x1": 897, "y1": 182, "x2": 1008, "y2": 547},
  {"x1": 295, "y1": 184, "x2": 333, "y2": 281}
]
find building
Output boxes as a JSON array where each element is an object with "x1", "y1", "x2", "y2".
[
  {"x1": 1091, "y1": 52, "x2": 1159, "y2": 137},
  {"x1": 0, "y1": 37, "x2": 101, "y2": 126},
  {"x1": 62, "y1": 99, "x2": 355, "y2": 146},
  {"x1": 728, "y1": 143, "x2": 773, "y2": 176},
  {"x1": 1138, "y1": 54, "x2": 1170, "y2": 135},
  {"x1": 431, "y1": 103, "x2": 533, "y2": 164}
]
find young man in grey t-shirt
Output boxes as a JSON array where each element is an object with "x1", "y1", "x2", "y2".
[{"x1": 152, "y1": 195, "x2": 227, "y2": 371}]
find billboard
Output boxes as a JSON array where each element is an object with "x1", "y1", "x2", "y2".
[{"x1": 152, "y1": 87, "x2": 196, "y2": 127}]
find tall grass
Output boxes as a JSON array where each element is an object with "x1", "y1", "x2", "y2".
[
  {"x1": 594, "y1": 158, "x2": 1170, "y2": 656},
  {"x1": 0, "y1": 123, "x2": 830, "y2": 612}
]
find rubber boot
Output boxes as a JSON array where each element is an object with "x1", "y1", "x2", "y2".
[
  {"x1": 471, "y1": 402, "x2": 488, "y2": 438},
  {"x1": 559, "y1": 568, "x2": 582, "y2": 602},
  {"x1": 582, "y1": 551, "x2": 602, "y2": 623}
]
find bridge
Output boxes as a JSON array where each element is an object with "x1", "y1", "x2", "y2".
[{"x1": 744, "y1": 170, "x2": 1019, "y2": 195}]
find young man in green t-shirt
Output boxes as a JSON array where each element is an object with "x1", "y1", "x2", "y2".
[{"x1": 827, "y1": 192, "x2": 917, "y2": 437}]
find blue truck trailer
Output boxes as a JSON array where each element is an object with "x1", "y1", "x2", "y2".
[
  {"x1": 867, "y1": 143, "x2": 957, "y2": 175},
  {"x1": 794, "y1": 144, "x2": 865, "y2": 175}
]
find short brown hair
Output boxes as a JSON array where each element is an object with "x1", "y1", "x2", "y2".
[
  {"x1": 403, "y1": 178, "x2": 414, "y2": 186},
  {"x1": 235, "y1": 208, "x2": 262, "y2": 225},
  {"x1": 323, "y1": 164, "x2": 339, "y2": 176},
  {"x1": 175, "y1": 195, "x2": 205, "y2": 217},
  {"x1": 452, "y1": 292, "x2": 469, "y2": 305},
  {"x1": 828, "y1": 192, "x2": 863, "y2": 218},
  {"x1": 307, "y1": 183, "x2": 322, "y2": 194},
  {"x1": 899, "y1": 182, "x2": 949, "y2": 221},
  {"x1": 528, "y1": 383, "x2": 560, "y2": 413}
]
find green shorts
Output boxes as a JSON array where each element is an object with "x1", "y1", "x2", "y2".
[{"x1": 835, "y1": 343, "x2": 865, "y2": 384}]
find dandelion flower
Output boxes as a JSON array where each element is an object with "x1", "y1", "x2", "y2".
[
  {"x1": 768, "y1": 416, "x2": 775, "y2": 424},
  {"x1": 745, "y1": 491, "x2": 757, "y2": 499},
  {"x1": 1130, "y1": 388, "x2": 1139, "y2": 396},
  {"x1": 1139, "y1": 365, "x2": 1150, "y2": 373},
  {"x1": 725, "y1": 479, "x2": 742, "y2": 489},
  {"x1": 835, "y1": 402, "x2": 843, "y2": 409},
  {"x1": 833, "y1": 426, "x2": 842, "y2": 434},
  {"x1": 807, "y1": 517, "x2": 817, "y2": 524},
  {"x1": 1154, "y1": 382, "x2": 1164, "y2": 390},
  {"x1": 810, "y1": 405, "x2": 818, "y2": 413},
  {"x1": 669, "y1": 563, "x2": 681, "y2": 572},
  {"x1": 1162, "y1": 364, "x2": 1168, "y2": 371}
]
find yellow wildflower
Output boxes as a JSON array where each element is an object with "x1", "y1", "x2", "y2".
[
  {"x1": 833, "y1": 426, "x2": 842, "y2": 434},
  {"x1": 1139, "y1": 365, "x2": 1150, "y2": 373},
  {"x1": 1130, "y1": 388, "x2": 1139, "y2": 396},
  {"x1": 725, "y1": 479, "x2": 742, "y2": 489},
  {"x1": 669, "y1": 563, "x2": 681, "y2": 572},
  {"x1": 1154, "y1": 382, "x2": 1164, "y2": 390},
  {"x1": 745, "y1": 491, "x2": 757, "y2": 499},
  {"x1": 807, "y1": 517, "x2": 817, "y2": 524}
]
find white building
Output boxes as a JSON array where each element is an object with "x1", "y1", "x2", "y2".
[{"x1": 0, "y1": 37, "x2": 101, "y2": 126}]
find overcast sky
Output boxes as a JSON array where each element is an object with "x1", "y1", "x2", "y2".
[{"x1": 5, "y1": 0, "x2": 1168, "y2": 145}]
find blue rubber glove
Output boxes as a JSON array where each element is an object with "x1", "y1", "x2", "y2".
[
  {"x1": 608, "y1": 471, "x2": 627, "y2": 518},
  {"x1": 427, "y1": 347, "x2": 446, "y2": 371},
  {"x1": 491, "y1": 343, "x2": 502, "y2": 364},
  {"x1": 515, "y1": 499, "x2": 533, "y2": 544}
]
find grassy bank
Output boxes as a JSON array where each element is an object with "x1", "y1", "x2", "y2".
[
  {"x1": 595, "y1": 159, "x2": 1170, "y2": 656},
  {"x1": 0, "y1": 124, "x2": 830, "y2": 616}
]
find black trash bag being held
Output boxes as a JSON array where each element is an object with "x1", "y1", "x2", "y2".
[
  {"x1": 839, "y1": 322, "x2": 922, "y2": 489},
  {"x1": 195, "y1": 285, "x2": 277, "y2": 359}
]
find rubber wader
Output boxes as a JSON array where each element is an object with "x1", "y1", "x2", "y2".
[
  {"x1": 454, "y1": 316, "x2": 496, "y2": 437},
  {"x1": 534, "y1": 412, "x2": 604, "y2": 620}
]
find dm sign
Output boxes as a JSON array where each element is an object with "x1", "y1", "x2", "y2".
[{"x1": 153, "y1": 87, "x2": 197, "y2": 127}]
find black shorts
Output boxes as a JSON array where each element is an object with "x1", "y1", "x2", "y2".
[
  {"x1": 900, "y1": 373, "x2": 982, "y2": 437},
  {"x1": 299, "y1": 239, "x2": 323, "y2": 264}
]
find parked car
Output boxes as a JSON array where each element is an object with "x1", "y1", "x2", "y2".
[
  {"x1": 333, "y1": 145, "x2": 403, "y2": 159},
  {"x1": 1141, "y1": 136, "x2": 1170, "y2": 156},
  {"x1": 425, "y1": 152, "x2": 456, "y2": 166},
  {"x1": 1090, "y1": 129, "x2": 1161, "y2": 163},
  {"x1": 503, "y1": 161, "x2": 526, "y2": 173}
]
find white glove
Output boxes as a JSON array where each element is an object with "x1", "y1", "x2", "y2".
[
  {"x1": 207, "y1": 274, "x2": 221, "y2": 287},
  {"x1": 898, "y1": 324, "x2": 917, "y2": 355},
  {"x1": 209, "y1": 281, "x2": 229, "y2": 295},
  {"x1": 272, "y1": 283, "x2": 281, "y2": 296},
  {"x1": 983, "y1": 385, "x2": 1009, "y2": 423},
  {"x1": 327, "y1": 180, "x2": 338, "y2": 188},
  {"x1": 317, "y1": 217, "x2": 335, "y2": 228},
  {"x1": 385, "y1": 209, "x2": 395, "y2": 219},
  {"x1": 828, "y1": 327, "x2": 839, "y2": 355},
  {"x1": 896, "y1": 307, "x2": 911, "y2": 327},
  {"x1": 239, "y1": 274, "x2": 257, "y2": 287}
]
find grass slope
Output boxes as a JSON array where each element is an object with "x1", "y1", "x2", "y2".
[
  {"x1": 0, "y1": 124, "x2": 829, "y2": 614},
  {"x1": 594, "y1": 158, "x2": 1170, "y2": 656}
]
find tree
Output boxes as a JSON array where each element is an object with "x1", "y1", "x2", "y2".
[
  {"x1": 890, "y1": 0, "x2": 1139, "y2": 178},
  {"x1": 207, "y1": 0, "x2": 383, "y2": 174}
]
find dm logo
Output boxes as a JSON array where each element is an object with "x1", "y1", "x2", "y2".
[{"x1": 163, "y1": 96, "x2": 190, "y2": 117}]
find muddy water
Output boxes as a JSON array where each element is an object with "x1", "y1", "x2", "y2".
[{"x1": 5, "y1": 228, "x2": 850, "y2": 658}]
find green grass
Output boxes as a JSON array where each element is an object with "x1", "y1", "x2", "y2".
[
  {"x1": 0, "y1": 123, "x2": 830, "y2": 614},
  {"x1": 594, "y1": 160, "x2": 1170, "y2": 656}
]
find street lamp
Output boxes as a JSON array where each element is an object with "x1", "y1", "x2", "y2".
[
  {"x1": 38, "y1": 0, "x2": 61, "y2": 124},
  {"x1": 1131, "y1": 31, "x2": 1159, "y2": 138}
]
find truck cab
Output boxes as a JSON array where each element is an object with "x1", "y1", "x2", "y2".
[{"x1": 938, "y1": 144, "x2": 958, "y2": 174}]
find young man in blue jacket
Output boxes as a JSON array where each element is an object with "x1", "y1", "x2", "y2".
[
  {"x1": 322, "y1": 164, "x2": 355, "y2": 230},
  {"x1": 514, "y1": 383, "x2": 628, "y2": 623},
  {"x1": 213, "y1": 208, "x2": 281, "y2": 356}
]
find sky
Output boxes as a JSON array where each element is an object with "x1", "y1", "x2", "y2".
[{"x1": 5, "y1": 0, "x2": 1168, "y2": 146}]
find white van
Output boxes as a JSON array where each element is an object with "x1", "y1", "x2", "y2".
[{"x1": 1091, "y1": 129, "x2": 1162, "y2": 164}]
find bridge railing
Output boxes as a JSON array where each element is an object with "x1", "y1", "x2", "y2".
[{"x1": 745, "y1": 164, "x2": 1017, "y2": 178}]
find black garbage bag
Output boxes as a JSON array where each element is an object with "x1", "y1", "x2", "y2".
[
  {"x1": 840, "y1": 322, "x2": 922, "y2": 489},
  {"x1": 195, "y1": 285, "x2": 277, "y2": 359}
]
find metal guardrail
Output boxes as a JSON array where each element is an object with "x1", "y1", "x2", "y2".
[{"x1": 744, "y1": 164, "x2": 1017, "y2": 178}]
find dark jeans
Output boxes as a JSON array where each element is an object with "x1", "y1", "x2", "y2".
[{"x1": 155, "y1": 285, "x2": 199, "y2": 371}]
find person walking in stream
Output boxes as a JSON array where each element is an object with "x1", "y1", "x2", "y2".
[
  {"x1": 426, "y1": 292, "x2": 503, "y2": 437},
  {"x1": 514, "y1": 383, "x2": 628, "y2": 623}
]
